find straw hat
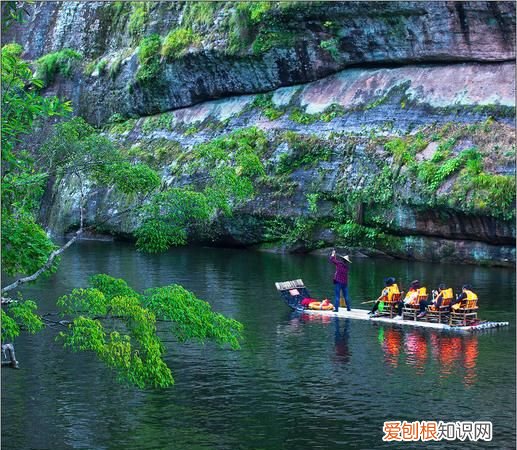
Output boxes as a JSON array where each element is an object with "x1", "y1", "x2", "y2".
[{"x1": 339, "y1": 254, "x2": 352, "y2": 263}]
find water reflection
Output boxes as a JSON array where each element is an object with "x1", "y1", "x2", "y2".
[
  {"x1": 298, "y1": 312, "x2": 332, "y2": 325},
  {"x1": 378, "y1": 327, "x2": 403, "y2": 368},
  {"x1": 333, "y1": 319, "x2": 351, "y2": 364},
  {"x1": 430, "y1": 334, "x2": 479, "y2": 386},
  {"x1": 404, "y1": 330, "x2": 428, "y2": 374},
  {"x1": 378, "y1": 327, "x2": 479, "y2": 386}
]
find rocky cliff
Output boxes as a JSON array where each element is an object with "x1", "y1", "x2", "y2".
[{"x1": 4, "y1": 1, "x2": 516, "y2": 266}]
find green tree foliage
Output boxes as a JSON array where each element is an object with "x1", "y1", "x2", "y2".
[
  {"x1": 1, "y1": 43, "x2": 71, "y2": 280},
  {"x1": 1, "y1": 43, "x2": 72, "y2": 166},
  {"x1": 38, "y1": 117, "x2": 161, "y2": 198},
  {"x1": 1, "y1": 44, "x2": 159, "y2": 290},
  {"x1": 134, "y1": 127, "x2": 267, "y2": 252},
  {"x1": 1, "y1": 39, "x2": 246, "y2": 389},
  {"x1": 1, "y1": 212, "x2": 58, "y2": 276},
  {"x1": 1, "y1": 300, "x2": 44, "y2": 341},
  {"x1": 135, "y1": 189, "x2": 210, "y2": 252},
  {"x1": 1, "y1": 2, "x2": 33, "y2": 29},
  {"x1": 334, "y1": 220, "x2": 386, "y2": 248},
  {"x1": 57, "y1": 275, "x2": 243, "y2": 388}
]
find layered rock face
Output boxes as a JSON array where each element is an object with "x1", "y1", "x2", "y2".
[
  {"x1": 5, "y1": 1, "x2": 516, "y2": 266},
  {"x1": 5, "y1": 1, "x2": 515, "y2": 124}
]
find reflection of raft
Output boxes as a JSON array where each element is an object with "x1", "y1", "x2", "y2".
[{"x1": 275, "y1": 279, "x2": 509, "y2": 333}]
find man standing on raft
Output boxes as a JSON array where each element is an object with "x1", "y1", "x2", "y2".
[{"x1": 330, "y1": 250, "x2": 351, "y2": 313}]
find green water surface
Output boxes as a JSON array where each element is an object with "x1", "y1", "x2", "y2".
[{"x1": 2, "y1": 241, "x2": 515, "y2": 449}]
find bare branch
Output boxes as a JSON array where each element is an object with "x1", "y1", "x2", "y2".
[
  {"x1": 76, "y1": 172, "x2": 85, "y2": 231},
  {"x1": 1, "y1": 227, "x2": 83, "y2": 294},
  {"x1": 41, "y1": 317, "x2": 70, "y2": 328},
  {"x1": 1, "y1": 168, "x2": 157, "y2": 295}
]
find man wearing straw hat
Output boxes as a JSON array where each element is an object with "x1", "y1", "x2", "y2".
[{"x1": 330, "y1": 250, "x2": 352, "y2": 312}]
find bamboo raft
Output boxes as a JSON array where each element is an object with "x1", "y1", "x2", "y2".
[{"x1": 275, "y1": 279, "x2": 509, "y2": 333}]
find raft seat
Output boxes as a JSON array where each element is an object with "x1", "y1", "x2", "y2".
[
  {"x1": 378, "y1": 293, "x2": 402, "y2": 318},
  {"x1": 425, "y1": 296, "x2": 453, "y2": 323},
  {"x1": 449, "y1": 299, "x2": 479, "y2": 327},
  {"x1": 403, "y1": 293, "x2": 428, "y2": 321}
]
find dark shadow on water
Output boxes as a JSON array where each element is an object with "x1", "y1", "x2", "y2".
[{"x1": 334, "y1": 318, "x2": 351, "y2": 364}]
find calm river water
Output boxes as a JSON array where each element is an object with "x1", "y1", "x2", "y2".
[{"x1": 2, "y1": 241, "x2": 515, "y2": 450}]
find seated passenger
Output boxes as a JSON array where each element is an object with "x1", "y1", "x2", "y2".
[
  {"x1": 417, "y1": 284, "x2": 452, "y2": 318},
  {"x1": 403, "y1": 280, "x2": 422, "y2": 305},
  {"x1": 394, "y1": 280, "x2": 422, "y2": 318},
  {"x1": 368, "y1": 277, "x2": 399, "y2": 316},
  {"x1": 450, "y1": 285, "x2": 478, "y2": 310}
]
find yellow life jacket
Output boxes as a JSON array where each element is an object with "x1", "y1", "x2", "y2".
[
  {"x1": 465, "y1": 290, "x2": 478, "y2": 301},
  {"x1": 385, "y1": 284, "x2": 400, "y2": 302},
  {"x1": 404, "y1": 289, "x2": 414, "y2": 301},
  {"x1": 418, "y1": 287, "x2": 427, "y2": 297},
  {"x1": 442, "y1": 288, "x2": 454, "y2": 300},
  {"x1": 404, "y1": 289, "x2": 418, "y2": 304},
  {"x1": 452, "y1": 289, "x2": 478, "y2": 310}
]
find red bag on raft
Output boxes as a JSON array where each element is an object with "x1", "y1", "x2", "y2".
[{"x1": 301, "y1": 298, "x2": 318, "y2": 306}]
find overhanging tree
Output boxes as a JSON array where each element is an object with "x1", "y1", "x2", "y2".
[{"x1": 1, "y1": 40, "x2": 265, "y2": 387}]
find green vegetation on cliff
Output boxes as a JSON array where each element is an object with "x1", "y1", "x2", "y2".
[
  {"x1": 35, "y1": 48, "x2": 82, "y2": 86},
  {"x1": 252, "y1": 93, "x2": 285, "y2": 120},
  {"x1": 126, "y1": 127, "x2": 267, "y2": 251},
  {"x1": 380, "y1": 121, "x2": 516, "y2": 220},
  {"x1": 128, "y1": 2, "x2": 151, "y2": 37},
  {"x1": 275, "y1": 131, "x2": 332, "y2": 174},
  {"x1": 136, "y1": 33, "x2": 162, "y2": 83},
  {"x1": 161, "y1": 28, "x2": 201, "y2": 59}
]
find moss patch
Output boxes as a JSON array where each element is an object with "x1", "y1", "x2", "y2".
[
  {"x1": 141, "y1": 112, "x2": 174, "y2": 134},
  {"x1": 161, "y1": 28, "x2": 201, "y2": 60},
  {"x1": 368, "y1": 120, "x2": 516, "y2": 220},
  {"x1": 128, "y1": 2, "x2": 151, "y2": 38},
  {"x1": 251, "y1": 93, "x2": 285, "y2": 120},
  {"x1": 125, "y1": 138, "x2": 185, "y2": 168},
  {"x1": 275, "y1": 131, "x2": 333, "y2": 174},
  {"x1": 136, "y1": 34, "x2": 162, "y2": 84},
  {"x1": 35, "y1": 49, "x2": 82, "y2": 86}
]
